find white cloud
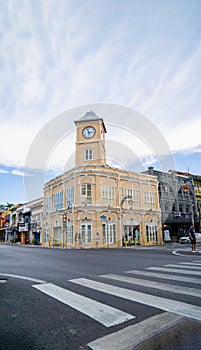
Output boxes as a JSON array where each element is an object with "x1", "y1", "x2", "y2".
[
  {"x1": 11, "y1": 169, "x2": 33, "y2": 177},
  {"x1": 0, "y1": 169, "x2": 8, "y2": 174},
  {"x1": 166, "y1": 118, "x2": 201, "y2": 153},
  {"x1": 0, "y1": 121, "x2": 41, "y2": 168}
]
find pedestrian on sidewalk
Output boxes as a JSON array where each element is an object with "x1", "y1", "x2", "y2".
[{"x1": 189, "y1": 224, "x2": 196, "y2": 252}]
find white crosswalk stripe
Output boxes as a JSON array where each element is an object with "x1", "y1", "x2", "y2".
[
  {"x1": 70, "y1": 278, "x2": 201, "y2": 322},
  {"x1": 33, "y1": 282, "x2": 134, "y2": 327},
  {"x1": 147, "y1": 266, "x2": 201, "y2": 275},
  {"x1": 164, "y1": 264, "x2": 201, "y2": 270},
  {"x1": 88, "y1": 312, "x2": 183, "y2": 350},
  {"x1": 126, "y1": 269, "x2": 201, "y2": 284},
  {"x1": 179, "y1": 262, "x2": 201, "y2": 266},
  {"x1": 100, "y1": 273, "x2": 201, "y2": 298}
]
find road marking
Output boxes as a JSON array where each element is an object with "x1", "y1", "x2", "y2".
[
  {"x1": 173, "y1": 249, "x2": 201, "y2": 256},
  {"x1": 0, "y1": 280, "x2": 7, "y2": 284},
  {"x1": 70, "y1": 278, "x2": 201, "y2": 322},
  {"x1": 33, "y1": 282, "x2": 134, "y2": 327},
  {"x1": 88, "y1": 312, "x2": 183, "y2": 350},
  {"x1": 126, "y1": 269, "x2": 201, "y2": 284},
  {"x1": 0, "y1": 273, "x2": 46, "y2": 284},
  {"x1": 100, "y1": 274, "x2": 201, "y2": 298},
  {"x1": 165, "y1": 264, "x2": 201, "y2": 270},
  {"x1": 147, "y1": 267, "x2": 201, "y2": 276},
  {"x1": 172, "y1": 249, "x2": 189, "y2": 256},
  {"x1": 179, "y1": 262, "x2": 201, "y2": 266}
]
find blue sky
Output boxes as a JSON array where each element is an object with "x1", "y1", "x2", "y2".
[{"x1": 0, "y1": 0, "x2": 201, "y2": 204}]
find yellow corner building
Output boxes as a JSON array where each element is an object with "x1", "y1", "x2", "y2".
[{"x1": 42, "y1": 111, "x2": 162, "y2": 248}]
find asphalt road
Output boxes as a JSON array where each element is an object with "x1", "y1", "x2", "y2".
[{"x1": 0, "y1": 243, "x2": 201, "y2": 349}]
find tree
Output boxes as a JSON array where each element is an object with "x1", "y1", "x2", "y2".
[{"x1": 0, "y1": 203, "x2": 15, "y2": 210}]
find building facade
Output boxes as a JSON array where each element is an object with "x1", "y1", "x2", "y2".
[
  {"x1": 0, "y1": 209, "x2": 11, "y2": 242},
  {"x1": 169, "y1": 170, "x2": 201, "y2": 233},
  {"x1": 146, "y1": 167, "x2": 199, "y2": 241},
  {"x1": 42, "y1": 111, "x2": 162, "y2": 248},
  {"x1": 9, "y1": 199, "x2": 43, "y2": 244}
]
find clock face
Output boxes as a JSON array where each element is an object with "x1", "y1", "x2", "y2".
[{"x1": 82, "y1": 126, "x2": 96, "y2": 139}]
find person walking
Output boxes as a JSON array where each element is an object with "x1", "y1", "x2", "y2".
[{"x1": 189, "y1": 224, "x2": 196, "y2": 252}]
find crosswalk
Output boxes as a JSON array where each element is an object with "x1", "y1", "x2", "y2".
[
  {"x1": 33, "y1": 259, "x2": 201, "y2": 328},
  {"x1": 33, "y1": 282, "x2": 134, "y2": 327}
]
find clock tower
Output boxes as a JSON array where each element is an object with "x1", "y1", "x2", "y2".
[{"x1": 74, "y1": 111, "x2": 107, "y2": 167}]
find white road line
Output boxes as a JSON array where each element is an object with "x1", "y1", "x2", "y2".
[
  {"x1": 33, "y1": 282, "x2": 134, "y2": 327},
  {"x1": 172, "y1": 249, "x2": 201, "y2": 256},
  {"x1": 179, "y1": 262, "x2": 201, "y2": 266},
  {"x1": 0, "y1": 273, "x2": 46, "y2": 284},
  {"x1": 172, "y1": 249, "x2": 189, "y2": 256},
  {"x1": 147, "y1": 267, "x2": 201, "y2": 276},
  {"x1": 165, "y1": 264, "x2": 201, "y2": 270},
  {"x1": 100, "y1": 274, "x2": 201, "y2": 298},
  {"x1": 70, "y1": 278, "x2": 201, "y2": 322},
  {"x1": 88, "y1": 312, "x2": 183, "y2": 350},
  {"x1": 126, "y1": 269, "x2": 201, "y2": 284}
]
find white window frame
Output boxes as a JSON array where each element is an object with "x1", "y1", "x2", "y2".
[
  {"x1": 66, "y1": 221, "x2": 73, "y2": 244},
  {"x1": 54, "y1": 191, "x2": 64, "y2": 211},
  {"x1": 120, "y1": 188, "x2": 139, "y2": 208},
  {"x1": 146, "y1": 224, "x2": 158, "y2": 243},
  {"x1": 81, "y1": 222, "x2": 92, "y2": 243},
  {"x1": 102, "y1": 221, "x2": 116, "y2": 244},
  {"x1": 44, "y1": 226, "x2": 50, "y2": 243},
  {"x1": 45, "y1": 196, "x2": 51, "y2": 213},
  {"x1": 81, "y1": 184, "x2": 92, "y2": 204},
  {"x1": 66, "y1": 186, "x2": 74, "y2": 207},
  {"x1": 53, "y1": 226, "x2": 62, "y2": 245},
  {"x1": 85, "y1": 148, "x2": 93, "y2": 161},
  {"x1": 102, "y1": 185, "x2": 116, "y2": 205},
  {"x1": 144, "y1": 191, "x2": 156, "y2": 209}
]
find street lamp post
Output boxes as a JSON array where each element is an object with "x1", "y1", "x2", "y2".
[{"x1": 62, "y1": 214, "x2": 67, "y2": 248}]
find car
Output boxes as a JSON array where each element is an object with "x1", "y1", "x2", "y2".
[
  {"x1": 195, "y1": 233, "x2": 201, "y2": 243},
  {"x1": 179, "y1": 234, "x2": 191, "y2": 243},
  {"x1": 179, "y1": 232, "x2": 201, "y2": 243}
]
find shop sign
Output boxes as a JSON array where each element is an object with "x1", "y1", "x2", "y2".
[
  {"x1": 123, "y1": 220, "x2": 138, "y2": 225},
  {"x1": 164, "y1": 230, "x2": 171, "y2": 241}
]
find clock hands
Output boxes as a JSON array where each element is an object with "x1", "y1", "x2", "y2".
[{"x1": 82, "y1": 126, "x2": 95, "y2": 138}]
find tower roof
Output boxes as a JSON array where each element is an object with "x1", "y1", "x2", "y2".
[
  {"x1": 80, "y1": 110, "x2": 100, "y2": 121},
  {"x1": 75, "y1": 110, "x2": 107, "y2": 132}
]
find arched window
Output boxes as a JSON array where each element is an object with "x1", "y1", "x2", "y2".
[
  {"x1": 186, "y1": 204, "x2": 190, "y2": 213},
  {"x1": 179, "y1": 204, "x2": 183, "y2": 212},
  {"x1": 101, "y1": 179, "x2": 116, "y2": 206},
  {"x1": 165, "y1": 202, "x2": 169, "y2": 212},
  {"x1": 66, "y1": 186, "x2": 74, "y2": 207},
  {"x1": 102, "y1": 184, "x2": 116, "y2": 205},
  {"x1": 81, "y1": 184, "x2": 92, "y2": 204}
]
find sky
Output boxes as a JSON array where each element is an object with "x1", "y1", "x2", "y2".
[{"x1": 0, "y1": 0, "x2": 201, "y2": 204}]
